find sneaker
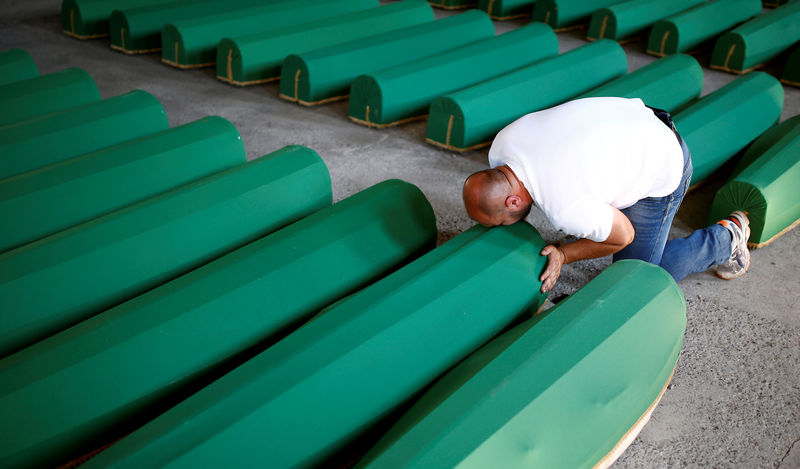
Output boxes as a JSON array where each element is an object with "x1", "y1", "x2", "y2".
[{"x1": 714, "y1": 211, "x2": 751, "y2": 280}]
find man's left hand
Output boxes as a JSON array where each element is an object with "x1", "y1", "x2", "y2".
[{"x1": 540, "y1": 245, "x2": 566, "y2": 293}]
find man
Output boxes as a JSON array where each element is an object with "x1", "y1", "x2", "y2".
[{"x1": 462, "y1": 97, "x2": 750, "y2": 293}]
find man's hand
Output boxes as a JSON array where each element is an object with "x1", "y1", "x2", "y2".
[{"x1": 540, "y1": 245, "x2": 566, "y2": 293}]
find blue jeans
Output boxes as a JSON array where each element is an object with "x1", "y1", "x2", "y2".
[{"x1": 612, "y1": 136, "x2": 732, "y2": 282}]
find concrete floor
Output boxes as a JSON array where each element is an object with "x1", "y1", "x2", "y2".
[{"x1": 2, "y1": 1, "x2": 799, "y2": 467}]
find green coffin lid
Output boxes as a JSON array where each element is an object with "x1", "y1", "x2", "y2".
[
  {"x1": 581, "y1": 54, "x2": 703, "y2": 112},
  {"x1": 108, "y1": 0, "x2": 285, "y2": 54},
  {"x1": 587, "y1": 0, "x2": 704, "y2": 42},
  {"x1": 711, "y1": 1, "x2": 800, "y2": 74},
  {"x1": 0, "y1": 116, "x2": 245, "y2": 253},
  {"x1": 673, "y1": 72, "x2": 783, "y2": 186},
  {"x1": 348, "y1": 23, "x2": 557, "y2": 128},
  {"x1": 280, "y1": 10, "x2": 493, "y2": 105},
  {"x1": 0, "y1": 90, "x2": 168, "y2": 180},
  {"x1": 782, "y1": 45, "x2": 800, "y2": 87},
  {"x1": 0, "y1": 49, "x2": 38, "y2": 86},
  {"x1": 0, "y1": 179, "x2": 435, "y2": 469},
  {"x1": 62, "y1": 0, "x2": 183, "y2": 39},
  {"x1": 647, "y1": 0, "x2": 761, "y2": 57},
  {"x1": 429, "y1": 0, "x2": 477, "y2": 9},
  {"x1": 161, "y1": 0, "x2": 377, "y2": 69},
  {"x1": 218, "y1": 1, "x2": 434, "y2": 85},
  {"x1": 763, "y1": 0, "x2": 791, "y2": 7},
  {"x1": 478, "y1": 0, "x2": 535, "y2": 20},
  {"x1": 709, "y1": 115, "x2": 800, "y2": 247},
  {"x1": 0, "y1": 145, "x2": 331, "y2": 358},
  {"x1": 426, "y1": 39, "x2": 627, "y2": 152},
  {"x1": 358, "y1": 260, "x2": 686, "y2": 469},
  {"x1": 533, "y1": 0, "x2": 627, "y2": 31},
  {"x1": 83, "y1": 223, "x2": 549, "y2": 469},
  {"x1": 0, "y1": 68, "x2": 100, "y2": 126}
]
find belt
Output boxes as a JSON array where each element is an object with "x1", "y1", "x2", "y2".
[{"x1": 647, "y1": 105, "x2": 682, "y2": 144}]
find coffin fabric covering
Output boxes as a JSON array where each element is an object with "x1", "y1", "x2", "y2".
[
  {"x1": 279, "y1": 10, "x2": 494, "y2": 105},
  {"x1": 532, "y1": 0, "x2": 628, "y2": 31},
  {"x1": 160, "y1": 0, "x2": 377, "y2": 68},
  {"x1": 586, "y1": 0, "x2": 704, "y2": 42},
  {"x1": 83, "y1": 223, "x2": 549, "y2": 469},
  {"x1": 0, "y1": 90, "x2": 168, "y2": 180},
  {"x1": 426, "y1": 39, "x2": 627, "y2": 151},
  {"x1": 781, "y1": 44, "x2": 800, "y2": 87},
  {"x1": 0, "y1": 49, "x2": 38, "y2": 86},
  {"x1": 61, "y1": 0, "x2": 181, "y2": 39},
  {"x1": 581, "y1": 54, "x2": 703, "y2": 112},
  {"x1": 0, "y1": 145, "x2": 332, "y2": 358},
  {"x1": 646, "y1": 0, "x2": 761, "y2": 56},
  {"x1": 0, "y1": 179, "x2": 435, "y2": 469},
  {"x1": 218, "y1": 1, "x2": 434, "y2": 85},
  {"x1": 428, "y1": 0, "x2": 477, "y2": 9},
  {"x1": 672, "y1": 72, "x2": 783, "y2": 186},
  {"x1": 348, "y1": 23, "x2": 558, "y2": 128},
  {"x1": 710, "y1": 1, "x2": 800, "y2": 73},
  {"x1": 0, "y1": 68, "x2": 100, "y2": 126},
  {"x1": 478, "y1": 0, "x2": 535, "y2": 20},
  {"x1": 0, "y1": 116, "x2": 245, "y2": 253},
  {"x1": 708, "y1": 115, "x2": 800, "y2": 247},
  {"x1": 358, "y1": 260, "x2": 686, "y2": 469}
]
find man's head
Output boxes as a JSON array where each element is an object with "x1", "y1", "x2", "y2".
[{"x1": 462, "y1": 165, "x2": 532, "y2": 227}]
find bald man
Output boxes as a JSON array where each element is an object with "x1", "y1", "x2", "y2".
[{"x1": 463, "y1": 97, "x2": 750, "y2": 293}]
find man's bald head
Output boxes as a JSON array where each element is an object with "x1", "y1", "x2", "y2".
[{"x1": 463, "y1": 167, "x2": 532, "y2": 226}]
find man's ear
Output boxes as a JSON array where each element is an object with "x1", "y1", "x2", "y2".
[{"x1": 505, "y1": 195, "x2": 523, "y2": 210}]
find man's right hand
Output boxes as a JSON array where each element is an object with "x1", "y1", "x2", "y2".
[{"x1": 540, "y1": 245, "x2": 566, "y2": 293}]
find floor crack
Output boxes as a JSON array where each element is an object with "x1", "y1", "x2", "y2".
[{"x1": 778, "y1": 437, "x2": 800, "y2": 468}]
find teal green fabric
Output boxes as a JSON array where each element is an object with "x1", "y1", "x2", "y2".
[
  {"x1": 426, "y1": 40, "x2": 627, "y2": 151},
  {"x1": 533, "y1": 0, "x2": 627, "y2": 30},
  {"x1": 711, "y1": 1, "x2": 800, "y2": 72},
  {"x1": 782, "y1": 45, "x2": 800, "y2": 86},
  {"x1": 0, "y1": 90, "x2": 168, "y2": 180},
  {"x1": 709, "y1": 115, "x2": 800, "y2": 245},
  {"x1": 83, "y1": 223, "x2": 549, "y2": 469},
  {"x1": 0, "y1": 68, "x2": 100, "y2": 126},
  {"x1": 581, "y1": 54, "x2": 703, "y2": 112},
  {"x1": 161, "y1": 0, "x2": 376, "y2": 67},
  {"x1": 478, "y1": 0, "x2": 535, "y2": 19},
  {"x1": 0, "y1": 49, "x2": 38, "y2": 86},
  {"x1": 587, "y1": 0, "x2": 704, "y2": 41},
  {"x1": 358, "y1": 260, "x2": 685, "y2": 469},
  {"x1": 0, "y1": 179, "x2": 435, "y2": 469},
  {"x1": 0, "y1": 146, "x2": 331, "y2": 358},
  {"x1": 348, "y1": 23, "x2": 557, "y2": 126},
  {"x1": 0, "y1": 116, "x2": 245, "y2": 253},
  {"x1": 647, "y1": 0, "x2": 761, "y2": 56},
  {"x1": 219, "y1": 1, "x2": 433, "y2": 84},
  {"x1": 673, "y1": 72, "x2": 783, "y2": 186},
  {"x1": 280, "y1": 10, "x2": 493, "y2": 104},
  {"x1": 62, "y1": 0, "x2": 182, "y2": 38}
]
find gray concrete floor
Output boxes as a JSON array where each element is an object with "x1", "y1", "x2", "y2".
[{"x1": 2, "y1": 1, "x2": 799, "y2": 467}]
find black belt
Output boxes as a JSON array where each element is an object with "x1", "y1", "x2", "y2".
[{"x1": 647, "y1": 105, "x2": 682, "y2": 144}]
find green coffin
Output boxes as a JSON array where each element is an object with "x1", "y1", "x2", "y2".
[
  {"x1": 587, "y1": 0, "x2": 704, "y2": 42},
  {"x1": 218, "y1": 1, "x2": 434, "y2": 86},
  {"x1": 647, "y1": 0, "x2": 761, "y2": 56},
  {"x1": 581, "y1": 54, "x2": 703, "y2": 112},
  {"x1": 62, "y1": 0, "x2": 182, "y2": 39},
  {"x1": 0, "y1": 179, "x2": 435, "y2": 469},
  {"x1": 0, "y1": 68, "x2": 100, "y2": 126},
  {"x1": 0, "y1": 116, "x2": 245, "y2": 253},
  {"x1": 358, "y1": 260, "x2": 686, "y2": 469},
  {"x1": 0, "y1": 90, "x2": 168, "y2": 180},
  {"x1": 426, "y1": 40, "x2": 627, "y2": 152},
  {"x1": 711, "y1": 1, "x2": 800, "y2": 74},
  {"x1": 428, "y1": 0, "x2": 476, "y2": 9},
  {"x1": 532, "y1": 0, "x2": 627, "y2": 31},
  {"x1": 478, "y1": 0, "x2": 535, "y2": 20},
  {"x1": 348, "y1": 23, "x2": 558, "y2": 128},
  {"x1": 782, "y1": 45, "x2": 800, "y2": 87},
  {"x1": 708, "y1": 115, "x2": 800, "y2": 247},
  {"x1": 280, "y1": 10, "x2": 493, "y2": 105},
  {"x1": 161, "y1": 0, "x2": 377, "y2": 69},
  {"x1": 673, "y1": 72, "x2": 783, "y2": 186},
  {"x1": 108, "y1": 0, "x2": 283, "y2": 54},
  {"x1": 0, "y1": 145, "x2": 331, "y2": 358},
  {"x1": 0, "y1": 49, "x2": 38, "y2": 86},
  {"x1": 764, "y1": 0, "x2": 791, "y2": 6},
  {"x1": 83, "y1": 223, "x2": 549, "y2": 469}
]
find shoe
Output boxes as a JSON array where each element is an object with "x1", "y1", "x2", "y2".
[{"x1": 714, "y1": 211, "x2": 751, "y2": 280}]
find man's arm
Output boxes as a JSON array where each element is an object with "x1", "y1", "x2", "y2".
[{"x1": 539, "y1": 207, "x2": 634, "y2": 293}]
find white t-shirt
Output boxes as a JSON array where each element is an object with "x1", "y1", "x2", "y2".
[{"x1": 488, "y1": 97, "x2": 684, "y2": 242}]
